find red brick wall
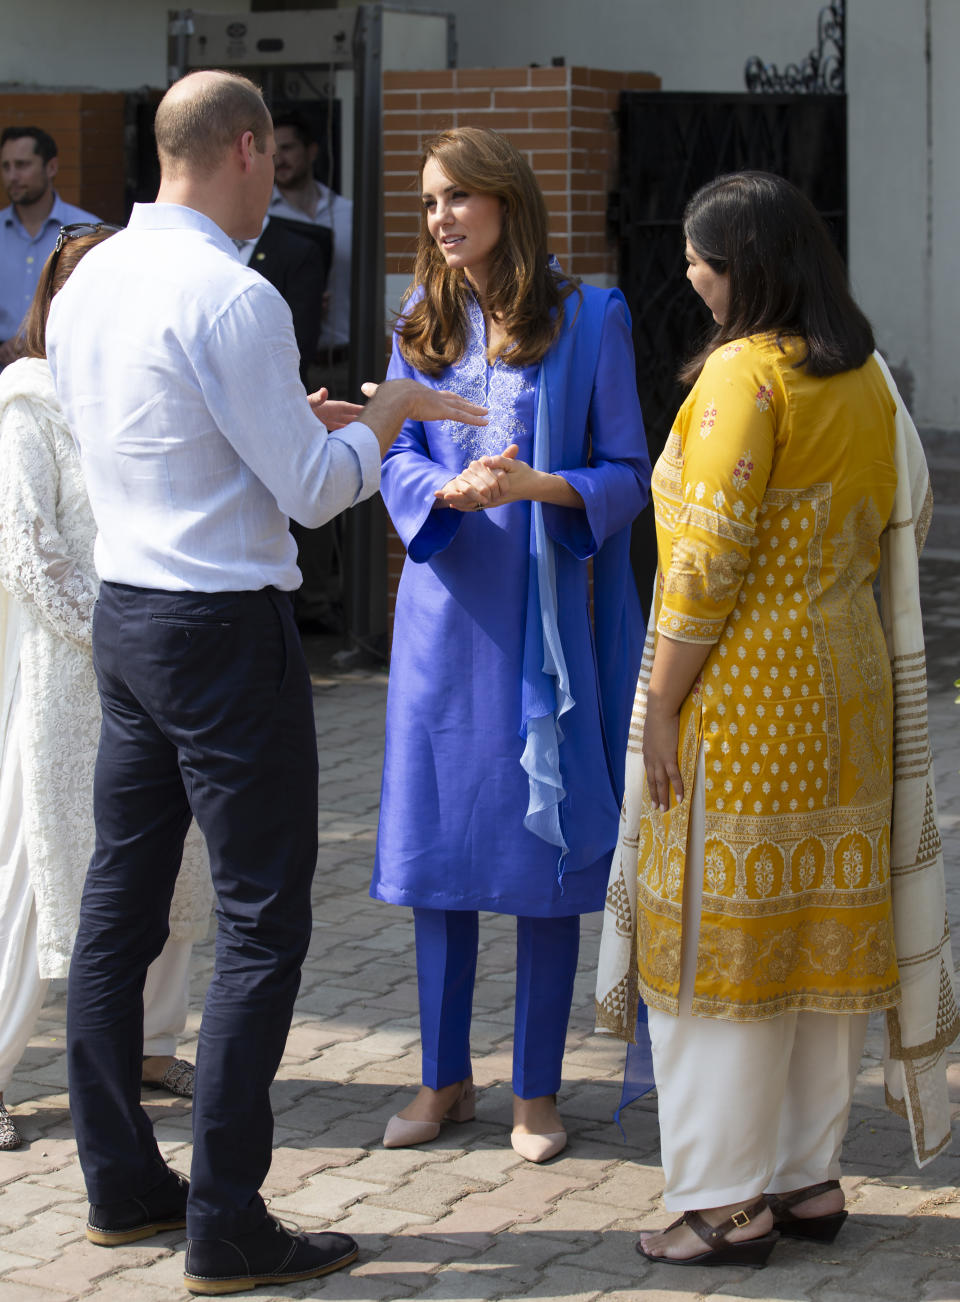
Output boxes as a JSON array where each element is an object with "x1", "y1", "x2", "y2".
[
  {"x1": 0, "y1": 92, "x2": 126, "y2": 223},
  {"x1": 381, "y1": 65, "x2": 660, "y2": 637}
]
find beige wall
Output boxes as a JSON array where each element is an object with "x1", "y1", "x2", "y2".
[{"x1": 0, "y1": 0, "x2": 245, "y2": 91}]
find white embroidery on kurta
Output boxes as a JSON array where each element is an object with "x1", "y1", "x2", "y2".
[{"x1": 439, "y1": 293, "x2": 535, "y2": 461}]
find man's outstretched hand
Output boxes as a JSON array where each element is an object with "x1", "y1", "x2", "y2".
[
  {"x1": 307, "y1": 379, "x2": 486, "y2": 456},
  {"x1": 307, "y1": 387, "x2": 365, "y2": 431}
]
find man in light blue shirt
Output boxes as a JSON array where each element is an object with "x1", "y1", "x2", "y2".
[
  {"x1": 47, "y1": 69, "x2": 485, "y2": 1296},
  {"x1": 0, "y1": 126, "x2": 99, "y2": 366}
]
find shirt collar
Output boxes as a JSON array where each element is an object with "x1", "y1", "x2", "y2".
[
  {"x1": 269, "y1": 180, "x2": 328, "y2": 209},
  {"x1": 126, "y1": 202, "x2": 240, "y2": 258},
  {"x1": 47, "y1": 191, "x2": 74, "y2": 226},
  {"x1": 2, "y1": 190, "x2": 66, "y2": 235}
]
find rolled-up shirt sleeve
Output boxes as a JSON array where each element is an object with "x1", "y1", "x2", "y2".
[{"x1": 201, "y1": 281, "x2": 381, "y2": 528}]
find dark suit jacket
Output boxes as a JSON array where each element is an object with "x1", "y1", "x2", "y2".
[{"x1": 248, "y1": 220, "x2": 331, "y2": 380}]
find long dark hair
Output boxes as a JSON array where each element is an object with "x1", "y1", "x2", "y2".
[
  {"x1": 679, "y1": 171, "x2": 874, "y2": 385},
  {"x1": 398, "y1": 127, "x2": 577, "y2": 376}
]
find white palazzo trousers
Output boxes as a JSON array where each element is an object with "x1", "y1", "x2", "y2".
[
  {"x1": 0, "y1": 678, "x2": 194, "y2": 1092},
  {"x1": 647, "y1": 749, "x2": 869, "y2": 1210}
]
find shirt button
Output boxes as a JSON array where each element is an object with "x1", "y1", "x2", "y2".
[{"x1": 26, "y1": 255, "x2": 34, "y2": 263}]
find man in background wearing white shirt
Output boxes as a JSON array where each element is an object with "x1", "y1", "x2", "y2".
[
  {"x1": 270, "y1": 110, "x2": 355, "y2": 631},
  {"x1": 270, "y1": 110, "x2": 352, "y2": 368},
  {"x1": 47, "y1": 69, "x2": 485, "y2": 1297}
]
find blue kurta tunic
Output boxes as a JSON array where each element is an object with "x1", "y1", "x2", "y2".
[{"x1": 372, "y1": 286, "x2": 650, "y2": 917}]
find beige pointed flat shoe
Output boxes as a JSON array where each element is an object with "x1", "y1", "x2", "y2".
[
  {"x1": 510, "y1": 1128, "x2": 567, "y2": 1163},
  {"x1": 383, "y1": 1080, "x2": 476, "y2": 1148}
]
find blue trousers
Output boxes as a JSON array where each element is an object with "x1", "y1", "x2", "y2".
[
  {"x1": 413, "y1": 908, "x2": 580, "y2": 1098},
  {"x1": 67, "y1": 583, "x2": 318, "y2": 1240}
]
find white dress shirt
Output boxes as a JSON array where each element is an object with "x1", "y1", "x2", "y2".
[
  {"x1": 269, "y1": 183, "x2": 352, "y2": 349},
  {"x1": 46, "y1": 203, "x2": 380, "y2": 593}
]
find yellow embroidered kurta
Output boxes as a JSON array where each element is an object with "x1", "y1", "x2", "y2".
[{"x1": 638, "y1": 334, "x2": 902, "y2": 1020}]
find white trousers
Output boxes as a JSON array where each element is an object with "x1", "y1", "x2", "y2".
[
  {"x1": 648, "y1": 749, "x2": 869, "y2": 1210},
  {"x1": 0, "y1": 697, "x2": 194, "y2": 1091}
]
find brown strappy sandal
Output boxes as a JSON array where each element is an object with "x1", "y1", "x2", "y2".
[
  {"x1": 636, "y1": 1196, "x2": 779, "y2": 1268},
  {"x1": 766, "y1": 1179, "x2": 848, "y2": 1243}
]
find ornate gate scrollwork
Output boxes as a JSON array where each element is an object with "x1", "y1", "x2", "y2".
[{"x1": 745, "y1": 0, "x2": 845, "y2": 95}]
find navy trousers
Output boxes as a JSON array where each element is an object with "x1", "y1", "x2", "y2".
[
  {"x1": 413, "y1": 908, "x2": 580, "y2": 1098},
  {"x1": 67, "y1": 583, "x2": 319, "y2": 1240}
]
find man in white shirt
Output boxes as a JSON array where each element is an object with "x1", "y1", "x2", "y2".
[
  {"x1": 47, "y1": 69, "x2": 485, "y2": 1297},
  {"x1": 270, "y1": 111, "x2": 352, "y2": 359}
]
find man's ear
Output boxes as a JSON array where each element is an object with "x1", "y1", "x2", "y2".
[
  {"x1": 237, "y1": 130, "x2": 257, "y2": 173},
  {"x1": 46, "y1": 156, "x2": 59, "y2": 184}
]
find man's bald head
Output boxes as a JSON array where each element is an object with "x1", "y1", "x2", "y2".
[{"x1": 155, "y1": 70, "x2": 273, "y2": 178}]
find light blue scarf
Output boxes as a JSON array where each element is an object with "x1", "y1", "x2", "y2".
[{"x1": 519, "y1": 374, "x2": 573, "y2": 865}]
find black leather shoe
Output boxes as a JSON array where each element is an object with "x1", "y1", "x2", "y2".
[
  {"x1": 184, "y1": 1215, "x2": 358, "y2": 1295},
  {"x1": 86, "y1": 1167, "x2": 189, "y2": 1246}
]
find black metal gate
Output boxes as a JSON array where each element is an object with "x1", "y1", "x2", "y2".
[{"x1": 614, "y1": 91, "x2": 847, "y2": 598}]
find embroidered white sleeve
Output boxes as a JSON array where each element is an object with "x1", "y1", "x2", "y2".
[{"x1": 0, "y1": 397, "x2": 97, "y2": 650}]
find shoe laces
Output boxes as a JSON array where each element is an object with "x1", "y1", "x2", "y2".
[{"x1": 264, "y1": 1204, "x2": 303, "y2": 1242}]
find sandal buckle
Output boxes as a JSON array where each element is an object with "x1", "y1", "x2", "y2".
[{"x1": 730, "y1": 1209, "x2": 751, "y2": 1228}]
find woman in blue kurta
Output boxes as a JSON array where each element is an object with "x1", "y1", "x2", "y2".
[{"x1": 372, "y1": 127, "x2": 649, "y2": 1161}]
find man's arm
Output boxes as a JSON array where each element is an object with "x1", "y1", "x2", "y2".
[
  {"x1": 358, "y1": 379, "x2": 487, "y2": 458},
  {"x1": 204, "y1": 284, "x2": 487, "y2": 528}
]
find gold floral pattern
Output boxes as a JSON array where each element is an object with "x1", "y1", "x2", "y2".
[{"x1": 636, "y1": 336, "x2": 901, "y2": 1021}]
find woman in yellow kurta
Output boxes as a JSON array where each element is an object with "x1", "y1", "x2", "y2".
[{"x1": 605, "y1": 172, "x2": 909, "y2": 1269}]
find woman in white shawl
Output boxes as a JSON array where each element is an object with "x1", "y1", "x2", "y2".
[{"x1": 0, "y1": 225, "x2": 213, "y2": 1150}]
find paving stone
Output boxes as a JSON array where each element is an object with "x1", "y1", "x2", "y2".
[
  {"x1": 3, "y1": 616, "x2": 959, "y2": 1302},
  {"x1": 368, "y1": 1168, "x2": 497, "y2": 1218},
  {"x1": 411, "y1": 1265, "x2": 520, "y2": 1301},
  {"x1": 325, "y1": 1202, "x2": 436, "y2": 1239},
  {"x1": 0, "y1": 1246, "x2": 43, "y2": 1272},
  {"x1": 5, "y1": 1237, "x2": 173, "y2": 1294},
  {"x1": 571, "y1": 1160, "x2": 665, "y2": 1209},
  {"x1": 0, "y1": 1182, "x2": 73, "y2": 1228},
  {"x1": 270, "y1": 1092, "x2": 360, "y2": 1133},
  {"x1": 1, "y1": 1209, "x2": 88, "y2": 1259},
  {"x1": 849, "y1": 1179, "x2": 950, "y2": 1217},
  {"x1": 417, "y1": 1201, "x2": 523, "y2": 1244},
  {"x1": 920, "y1": 1272, "x2": 960, "y2": 1302},
  {"x1": 441, "y1": 1149, "x2": 524, "y2": 1184},
  {"x1": 82, "y1": 1282, "x2": 189, "y2": 1302},
  {"x1": 534, "y1": 1195, "x2": 640, "y2": 1235},
  {"x1": 707, "y1": 1247, "x2": 856, "y2": 1298},
  {"x1": 519, "y1": 1264, "x2": 615, "y2": 1300},
  {"x1": 0, "y1": 1284, "x2": 74, "y2": 1302},
  {"x1": 305, "y1": 1270, "x2": 415, "y2": 1302},
  {"x1": 812, "y1": 1241, "x2": 951, "y2": 1297},
  {"x1": 25, "y1": 1162, "x2": 88, "y2": 1194},
  {"x1": 340, "y1": 1147, "x2": 453, "y2": 1186},
  {"x1": 267, "y1": 1170, "x2": 385, "y2": 1219}
]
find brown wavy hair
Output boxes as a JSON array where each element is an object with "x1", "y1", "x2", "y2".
[
  {"x1": 397, "y1": 127, "x2": 578, "y2": 375},
  {"x1": 20, "y1": 230, "x2": 117, "y2": 359}
]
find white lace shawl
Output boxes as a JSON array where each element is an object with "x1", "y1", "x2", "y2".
[{"x1": 0, "y1": 359, "x2": 212, "y2": 978}]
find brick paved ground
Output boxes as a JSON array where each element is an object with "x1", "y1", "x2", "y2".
[{"x1": 2, "y1": 460, "x2": 959, "y2": 1300}]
